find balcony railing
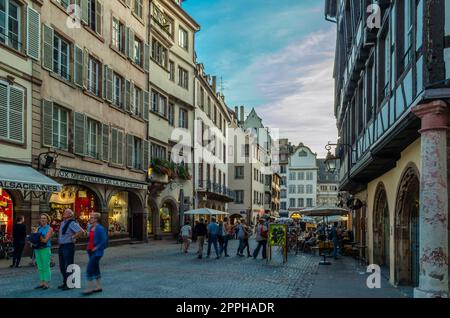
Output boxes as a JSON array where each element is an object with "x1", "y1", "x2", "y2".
[{"x1": 198, "y1": 180, "x2": 235, "y2": 201}]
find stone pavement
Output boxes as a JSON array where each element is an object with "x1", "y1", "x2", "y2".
[{"x1": 0, "y1": 239, "x2": 410, "y2": 298}]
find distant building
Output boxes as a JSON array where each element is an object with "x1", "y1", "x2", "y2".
[{"x1": 316, "y1": 159, "x2": 339, "y2": 207}]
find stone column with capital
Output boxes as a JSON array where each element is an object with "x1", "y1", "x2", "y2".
[{"x1": 412, "y1": 100, "x2": 449, "y2": 298}]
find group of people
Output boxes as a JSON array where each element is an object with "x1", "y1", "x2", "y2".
[
  {"x1": 301, "y1": 222, "x2": 351, "y2": 259},
  {"x1": 179, "y1": 217, "x2": 270, "y2": 260},
  {"x1": 9, "y1": 209, "x2": 107, "y2": 295}
]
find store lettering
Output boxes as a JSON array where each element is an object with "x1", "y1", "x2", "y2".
[
  {"x1": 56, "y1": 171, "x2": 146, "y2": 190},
  {"x1": 0, "y1": 181, "x2": 59, "y2": 192}
]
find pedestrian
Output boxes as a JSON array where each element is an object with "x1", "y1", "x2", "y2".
[
  {"x1": 219, "y1": 217, "x2": 231, "y2": 257},
  {"x1": 193, "y1": 218, "x2": 207, "y2": 259},
  {"x1": 33, "y1": 213, "x2": 54, "y2": 290},
  {"x1": 180, "y1": 221, "x2": 192, "y2": 253},
  {"x1": 58, "y1": 209, "x2": 84, "y2": 290},
  {"x1": 10, "y1": 215, "x2": 26, "y2": 268},
  {"x1": 206, "y1": 217, "x2": 220, "y2": 259},
  {"x1": 83, "y1": 212, "x2": 107, "y2": 296},
  {"x1": 330, "y1": 222, "x2": 339, "y2": 260},
  {"x1": 236, "y1": 219, "x2": 251, "y2": 257},
  {"x1": 253, "y1": 218, "x2": 268, "y2": 259}
]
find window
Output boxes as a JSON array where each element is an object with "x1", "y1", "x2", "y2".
[
  {"x1": 132, "y1": 137, "x2": 142, "y2": 170},
  {"x1": 306, "y1": 184, "x2": 313, "y2": 194},
  {"x1": 298, "y1": 172, "x2": 304, "y2": 180},
  {"x1": 306, "y1": 171, "x2": 313, "y2": 180},
  {"x1": 235, "y1": 190, "x2": 244, "y2": 204},
  {"x1": 168, "y1": 103, "x2": 174, "y2": 126},
  {"x1": 111, "y1": 128, "x2": 124, "y2": 165},
  {"x1": 289, "y1": 172, "x2": 296, "y2": 180},
  {"x1": 306, "y1": 198, "x2": 313, "y2": 207},
  {"x1": 235, "y1": 166, "x2": 244, "y2": 179},
  {"x1": 55, "y1": 0, "x2": 70, "y2": 9},
  {"x1": 113, "y1": 73, "x2": 123, "y2": 108},
  {"x1": 53, "y1": 33, "x2": 71, "y2": 80},
  {"x1": 320, "y1": 185, "x2": 328, "y2": 191},
  {"x1": 51, "y1": 105, "x2": 68, "y2": 150},
  {"x1": 298, "y1": 198, "x2": 304, "y2": 208},
  {"x1": 178, "y1": 66, "x2": 188, "y2": 89},
  {"x1": 381, "y1": 28, "x2": 391, "y2": 98},
  {"x1": 179, "y1": 108, "x2": 187, "y2": 129},
  {"x1": 289, "y1": 199, "x2": 295, "y2": 208},
  {"x1": 88, "y1": 56, "x2": 101, "y2": 96},
  {"x1": 178, "y1": 27, "x2": 188, "y2": 50},
  {"x1": 288, "y1": 185, "x2": 296, "y2": 194},
  {"x1": 281, "y1": 202, "x2": 287, "y2": 210},
  {"x1": 151, "y1": 143, "x2": 166, "y2": 160},
  {"x1": 86, "y1": 118, "x2": 99, "y2": 158},
  {"x1": 403, "y1": 0, "x2": 414, "y2": 68},
  {"x1": 280, "y1": 189, "x2": 286, "y2": 199},
  {"x1": 133, "y1": 37, "x2": 143, "y2": 66},
  {"x1": 298, "y1": 185, "x2": 304, "y2": 194},
  {"x1": 0, "y1": 81, "x2": 24, "y2": 143},
  {"x1": 151, "y1": 39, "x2": 167, "y2": 68},
  {"x1": 207, "y1": 97, "x2": 211, "y2": 117},
  {"x1": 133, "y1": 0, "x2": 143, "y2": 19},
  {"x1": 151, "y1": 90, "x2": 167, "y2": 117},
  {"x1": 0, "y1": 0, "x2": 22, "y2": 50},
  {"x1": 133, "y1": 86, "x2": 143, "y2": 117},
  {"x1": 169, "y1": 60, "x2": 175, "y2": 81},
  {"x1": 87, "y1": 0, "x2": 102, "y2": 35},
  {"x1": 112, "y1": 17, "x2": 125, "y2": 54},
  {"x1": 280, "y1": 165, "x2": 287, "y2": 174}
]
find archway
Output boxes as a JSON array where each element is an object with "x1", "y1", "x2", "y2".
[
  {"x1": 107, "y1": 191, "x2": 144, "y2": 241},
  {"x1": 373, "y1": 183, "x2": 390, "y2": 276},
  {"x1": 160, "y1": 198, "x2": 178, "y2": 234},
  {"x1": 147, "y1": 198, "x2": 158, "y2": 237},
  {"x1": 395, "y1": 165, "x2": 420, "y2": 287}
]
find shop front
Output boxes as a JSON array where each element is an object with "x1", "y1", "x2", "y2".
[{"x1": 0, "y1": 188, "x2": 14, "y2": 236}]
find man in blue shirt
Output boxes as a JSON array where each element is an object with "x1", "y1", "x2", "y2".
[
  {"x1": 207, "y1": 217, "x2": 220, "y2": 259},
  {"x1": 58, "y1": 209, "x2": 84, "y2": 290}
]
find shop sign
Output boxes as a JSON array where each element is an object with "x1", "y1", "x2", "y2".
[
  {"x1": 50, "y1": 170, "x2": 147, "y2": 190},
  {"x1": 0, "y1": 181, "x2": 60, "y2": 192}
]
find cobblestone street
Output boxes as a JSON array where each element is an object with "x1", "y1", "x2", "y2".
[{"x1": 0, "y1": 239, "x2": 410, "y2": 298}]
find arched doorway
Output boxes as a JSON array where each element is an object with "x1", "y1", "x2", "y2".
[
  {"x1": 373, "y1": 183, "x2": 390, "y2": 276},
  {"x1": 107, "y1": 191, "x2": 144, "y2": 241},
  {"x1": 160, "y1": 199, "x2": 177, "y2": 234},
  {"x1": 395, "y1": 165, "x2": 420, "y2": 287},
  {"x1": 147, "y1": 198, "x2": 158, "y2": 237}
]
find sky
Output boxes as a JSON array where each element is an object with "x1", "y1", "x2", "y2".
[{"x1": 183, "y1": 0, "x2": 337, "y2": 157}]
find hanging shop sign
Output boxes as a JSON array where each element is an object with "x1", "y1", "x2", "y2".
[{"x1": 49, "y1": 169, "x2": 147, "y2": 190}]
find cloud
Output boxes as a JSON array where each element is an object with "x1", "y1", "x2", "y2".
[{"x1": 248, "y1": 28, "x2": 337, "y2": 157}]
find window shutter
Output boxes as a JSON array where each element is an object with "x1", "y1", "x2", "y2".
[
  {"x1": 143, "y1": 139, "x2": 149, "y2": 171},
  {"x1": 81, "y1": 0, "x2": 89, "y2": 25},
  {"x1": 0, "y1": 84, "x2": 7, "y2": 138},
  {"x1": 144, "y1": 43, "x2": 150, "y2": 73},
  {"x1": 74, "y1": 46, "x2": 84, "y2": 87},
  {"x1": 111, "y1": 128, "x2": 117, "y2": 164},
  {"x1": 83, "y1": 48, "x2": 89, "y2": 88},
  {"x1": 118, "y1": 130, "x2": 124, "y2": 165},
  {"x1": 107, "y1": 67, "x2": 113, "y2": 102},
  {"x1": 27, "y1": 7, "x2": 41, "y2": 60},
  {"x1": 128, "y1": 28, "x2": 134, "y2": 59},
  {"x1": 101, "y1": 123, "x2": 109, "y2": 161},
  {"x1": 125, "y1": 26, "x2": 130, "y2": 57},
  {"x1": 96, "y1": 0, "x2": 103, "y2": 35},
  {"x1": 74, "y1": 112, "x2": 86, "y2": 155},
  {"x1": 42, "y1": 100, "x2": 53, "y2": 147},
  {"x1": 102, "y1": 64, "x2": 107, "y2": 100},
  {"x1": 8, "y1": 87, "x2": 24, "y2": 143},
  {"x1": 143, "y1": 90, "x2": 149, "y2": 121},
  {"x1": 125, "y1": 80, "x2": 131, "y2": 112},
  {"x1": 42, "y1": 24, "x2": 53, "y2": 71},
  {"x1": 126, "y1": 134, "x2": 133, "y2": 168},
  {"x1": 130, "y1": 81, "x2": 135, "y2": 113}
]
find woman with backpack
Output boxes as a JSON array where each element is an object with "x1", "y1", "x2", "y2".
[
  {"x1": 236, "y1": 219, "x2": 251, "y2": 257},
  {"x1": 253, "y1": 218, "x2": 268, "y2": 259},
  {"x1": 32, "y1": 213, "x2": 54, "y2": 290},
  {"x1": 83, "y1": 212, "x2": 107, "y2": 296}
]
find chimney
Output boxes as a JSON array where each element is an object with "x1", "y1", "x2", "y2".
[
  {"x1": 234, "y1": 106, "x2": 239, "y2": 118},
  {"x1": 212, "y1": 76, "x2": 217, "y2": 93},
  {"x1": 240, "y1": 106, "x2": 244, "y2": 124}
]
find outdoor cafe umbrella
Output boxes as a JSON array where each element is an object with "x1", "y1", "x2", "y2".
[
  {"x1": 301, "y1": 206, "x2": 349, "y2": 224},
  {"x1": 183, "y1": 208, "x2": 229, "y2": 216}
]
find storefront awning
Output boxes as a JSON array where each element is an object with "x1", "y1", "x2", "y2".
[{"x1": 0, "y1": 163, "x2": 62, "y2": 192}]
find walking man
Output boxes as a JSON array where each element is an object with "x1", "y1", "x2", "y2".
[
  {"x1": 219, "y1": 217, "x2": 231, "y2": 257},
  {"x1": 253, "y1": 218, "x2": 268, "y2": 259},
  {"x1": 11, "y1": 216, "x2": 27, "y2": 268},
  {"x1": 180, "y1": 221, "x2": 192, "y2": 253},
  {"x1": 207, "y1": 217, "x2": 220, "y2": 259},
  {"x1": 58, "y1": 209, "x2": 84, "y2": 290},
  {"x1": 193, "y1": 218, "x2": 207, "y2": 259}
]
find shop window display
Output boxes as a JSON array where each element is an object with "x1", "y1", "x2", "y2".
[
  {"x1": 0, "y1": 188, "x2": 13, "y2": 236},
  {"x1": 49, "y1": 185, "x2": 98, "y2": 234},
  {"x1": 159, "y1": 205, "x2": 172, "y2": 233},
  {"x1": 108, "y1": 192, "x2": 129, "y2": 235},
  {"x1": 147, "y1": 210, "x2": 153, "y2": 235}
]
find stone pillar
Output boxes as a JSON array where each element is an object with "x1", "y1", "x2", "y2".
[{"x1": 412, "y1": 100, "x2": 449, "y2": 298}]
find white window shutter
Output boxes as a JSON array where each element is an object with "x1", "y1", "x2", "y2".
[
  {"x1": 127, "y1": 134, "x2": 133, "y2": 168},
  {"x1": 125, "y1": 80, "x2": 131, "y2": 112},
  {"x1": 74, "y1": 112, "x2": 86, "y2": 155},
  {"x1": 101, "y1": 123, "x2": 109, "y2": 161},
  {"x1": 107, "y1": 67, "x2": 113, "y2": 102},
  {"x1": 143, "y1": 139, "x2": 149, "y2": 171},
  {"x1": 102, "y1": 64, "x2": 107, "y2": 100},
  {"x1": 128, "y1": 28, "x2": 135, "y2": 59},
  {"x1": 118, "y1": 130, "x2": 124, "y2": 165},
  {"x1": 144, "y1": 43, "x2": 150, "y2": 73},
  {"x1": 74, "y1": 46, "x2": 84, "y2": 87},
  {"x1": 81, "y1": 0, "x2": 89, "y2": 25},
  {"x1": 42, "y1": 24, "x2": 53, "y2": 71},
  {"x1": 8, "y1": 87, "x2": 25, "y2": 143},
  {"x1": 27, "y1": 7, "x2": 41, "y2": 60},
  {"x1": 111, "y1": 128, "x2": 118, "y2": 164},
  {"x1": 143, "y1": 90, "x2": 149, "y2": 121},
  {"x1": 96, "y1": 0, "x2": 103, "y2": 35},
  {"x1": 83, "y1": 48, "x2": 89, "y2": 88},
  {"x1": 0, "y1": 84, "x2": 8, "y2": 139},
  {"x1": 42, "y1": 100, "x2": 53, "y2": 147}
]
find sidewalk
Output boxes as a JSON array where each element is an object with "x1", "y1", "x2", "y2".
[{"x1": 309, "y1": 255, "x2": 412, "y2": 298}]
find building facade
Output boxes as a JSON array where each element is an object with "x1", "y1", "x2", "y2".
[
  {"x1": 326, "y1": 0, "x2": 450, "y2": 297},
  {"x1": 316, "y1": 159, "x2": 339, "y2": 207},
  {"x1": 286, "y1": 143, "x2": 317, "y2": 217},
  {"x1": 277, "y1": 138, "x2": 293, "y2": 217}
]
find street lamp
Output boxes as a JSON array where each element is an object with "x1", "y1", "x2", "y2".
[{"x1": 324, "y1": 143, "x2": 340, "y2": 174}]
